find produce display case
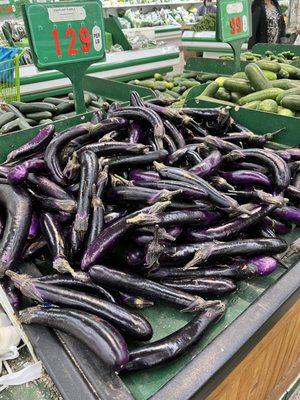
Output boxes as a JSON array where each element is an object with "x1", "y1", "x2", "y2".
[{"x1": 0, "y1": 76, "x2": 299, "y2": 398}]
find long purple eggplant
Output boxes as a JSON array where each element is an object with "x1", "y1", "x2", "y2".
[
  {"x1": 122, "y1": 303, "x2": 225, "y2": 371},
  {"x1": 163, "y1": 118, "x2": 185, "y2": 148},
  {"x1": 189, "y1": 150, "x2": 221, "y2": 177},
  {"x1": 110, "y1": 186, "x2": 180, "y2": 205},
  {"x1": 73, "y1": 151, "x2": 98, "y2": 242},
  {"x1": 107, "y1": 150, "x2": 168, "y2": 170},
  {"x1": 8, "y1": 272, "x2": 153, "y2": 341},
  {"x1": 28, "y1": 188, "x2": 77, "y2": 213},
  {"x1": 89, "y1": 265, "x2": 221, "y2": 311},
  {"x1": 154, "y1": 162, "x2": 240, "y2": 212},
  {"x1": 0, "y1": 184, "x2": 32, "y2": 277},
  {"x1": 35, "y1": 274, "x2": 116, "y2": 303},
  {"x1": 19, "y1": 306, "x2": 129, "y2": 370},
  {"x1": 224, "y1": 148, "x2": 291, "y2": 191},
  {"x1": 39, "y1": 212, "x2": 74, "y2": 275},
  {"x1": 163, "y1": 277, "x2": 237, "y2": 295},
  {"x1": 109, "y1": 107, "x2": 165, "y2": 149},
  {"x1": 81, "y1": 202, "x2": 169, "y2": 270},
  {"x1": 128, "y1": 170, "x2": 160, "y2": 182},
  {"x1": 8, "y1": 159, "x2": 45, "y2": 185},
  {"x1": 272, "y1": 206, "x2": 300, "y2": 226},
  {"x1": 5, "y1": 125, "x2": 55, "y2": 164},
  {"x1": 27, "y1": 173, "x2": 72, "y2": 200},
  {"x1": 129, "y1": 121, "x2": 144, "y2": 143},
  {"x1": 44, "y1": 123, "x2": 91, "y2": 186},
  {"x1": 185, "y1": 205, "x2": 277, "y2": 242},
  {"x1": 219, "y1": 170, "x2": 272, "y2": 189},
  {"x1": 160, "y1": 238, "x2": 287, "y2": 269},
  {"x1": 76, "y1": 141, "x2": 147, "y2": 157},
  {"x1": 119, "y1": 292, "x2": 154, "y2": 309}
]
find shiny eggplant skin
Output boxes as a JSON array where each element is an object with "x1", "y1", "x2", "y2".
[
  {"x1": 123, "y1": 303, "x2": 225, "y2": 371},
  {"x1": 19, "y1": 306, "x2": 129, "y2": 370}
]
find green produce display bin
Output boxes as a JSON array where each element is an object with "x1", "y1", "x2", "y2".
[
  {"x1": 184, "y1": 83, "x2": 300, "y2": 147},
  {"x1": 1, "y1": 77, "x2": 299, "y2": 400}
]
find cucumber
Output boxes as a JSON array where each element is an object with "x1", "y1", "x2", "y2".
[
  {"x1": 68, "y1": 92, "x2": 92, "y2": 105},
  {"x1": 154, "y1": 73, "x2": 163, "y2": 81},
  {"x1": 10, "y1": 101, "x2": 25, "y2": 109},
  {"x1": 243, "y1": 100, "x2": 261, "y2": 109},
  {"x1": 18, "y1": 118, "x2": 31, "y2": 130},
  {"x1": 91, "y1": 100, "x2": 105, "y2": 108},
  {"x1": 262, "y1": 70, "x2": 277, "y2": 80},
  {"x1": 244, "y1": 63, "x2": 272, "y2": 91},
  {"x1": 39, "y1": 119, "x2": 53, "y2": 125},
  {"x1": 239, "y1": 88, "x2": 284, "y2": 106},
  {"x1": 179, "y1": 80, "x2": 200, "y2": 89},
  {"x1": 280, "y1": 64, "x2": 300, "y2": 77},
  {"x1": 0, "y1": 112, "x2": 16, "y2": 128},
  {"x1": 197, "y1": 73, "x2": 219, "y2": 82},
  {"x1": 277, "y1": 107, "x2": 295, "y2": 117},
  {"x1": 1, "y1": 118, "x2": 21, "y2": 134},
  {"x1": 181, "y1": 72, "x2": 198, "y2": 79},
  {"x1": 257, "y1": 99, "x2": 278, "y2": 113},
  {"x1": 223, "y1": 78, "x2": 253, "y2": 95},
  {"x1": 196, "y1": 95, "x2": 235, "y2": 107},
  {"x1": 25, "y1": 118, "x2": 38, "y2": 126},
  {"x1": 166, "y1": 90, "x2": 181, "y2": 99},
  {"x1": 231, "y1": 92, "x2": 242, "y2": 103},
  {"x1": 26, "y1": 111, "x2": 53, "y2": 121},
  {"x1": 271, "y1": 79, "x2": 299, "y2": 90},
  {"x1": 20, "y1": 102, "x2": 57, "y2": 114},
  {"x1": 277, "y1": 69, "x2": 289, "y2": 79},
  {"x1": 215, "y1": 77, "x2": 227, "y2": 87},
  {"x1": 201, "y1": 82, "x2": 219, "y2": 97},
  {"x1": 84, "y1": 91, "x2": 98, "y2": 102},
  {"x1": 43, "y1": 97, "x2": 67, "y2": 105},
  {"x1": 255, "y1": 60, "x2": 281, "y2": 73},
  {"x1": 281, "y1": 95, "x2": 300, "y2": 111},
  {"x1": 152, "y1": 82, "x2": 166, "y2": 91},
  {"x1": 56, "y1": 101, "x2": 75, "y2": 114},
  {"x1": 215, "y1": 87, "x2": 231, "y2": 101},
  {"x1": 276, "y1": 87, "x2": 300, "y2": 104},
  {"x1": 232, "y1": 72, "x2": 247, "y2": 79}
]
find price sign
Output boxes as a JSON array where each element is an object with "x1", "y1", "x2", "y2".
[
  {"x1": 22, "y1": 1, "x2": 105, "y2": 69},
  {"x1": 217, "y1": 0, "x2": 251, "y2": 43}
]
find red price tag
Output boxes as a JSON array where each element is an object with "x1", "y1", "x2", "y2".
[
  {"x1": 51, "y1": 26, "x2": 92, "y2": 57},
  {"x1": 229, "y1": 16, "x2": 243, "y2": 34}
]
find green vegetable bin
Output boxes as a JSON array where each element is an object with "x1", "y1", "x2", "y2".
[{"x1": 0, "y1": 76, "x2": 299, "y2": 400}]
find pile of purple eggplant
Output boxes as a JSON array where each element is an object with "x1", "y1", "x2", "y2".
[{"x1": 0, "y1": 91, "x2": 299, "y2": 373}]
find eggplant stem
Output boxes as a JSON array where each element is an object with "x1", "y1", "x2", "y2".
[
  {"x1": 183, "y1": 244, "x2": 215, "y2": 270},
  {"x1": 181, "y1": 297, "x2": 222, "y2": 312}
]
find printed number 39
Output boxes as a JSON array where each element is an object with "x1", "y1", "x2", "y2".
[{"x1": 230, "y1": 16, "x2": 243, "y2": 34}]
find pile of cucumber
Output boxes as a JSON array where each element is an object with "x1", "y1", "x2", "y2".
[
  {"x1": 199, "y1": 61, "x2": 300, "y2": 118},
  {"x1": 129, "y1": 71, "x2": 222, "y2": 104},
  {"x1": 220, "y1": 50, "x2": 300, "y2": 63},
  {"x1": 0, "y1": 91, "x2": 106, "y2": 134}
]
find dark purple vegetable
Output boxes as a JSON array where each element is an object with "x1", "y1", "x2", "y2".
[
  {"x1": 263, "y1": 216, "x2": 292, "y2": 234},
  {"x1": 186, "y1": 150, "x2": 203, "y2": 166},
  {"x1": 130, "y1": 91, "x2": 144, "y2": 107},
  {"x1": 39, "y1": 212, "x2": 73, "y2": 275},
  {"x1": 122, "y1": 303, "x2": 225, "y2": 371},
  {"x1": 5, "y1": 125, "x2": 55, "y2": 164},
  {"x1": 192, "y1": 135, "x2": 240, "y2": 152},
  {"x1": 185, "y1": 205, "x2": 277, "y2": 242},
  {"x1": 27, "y1": 174, "x2": 73, "y2": 200},
  {"x1": 22, "y1": 236, "x2": 47, "y2": 259},
  {"x1": 126, "y1": 248, "x2": 145, "y2": 266},
  {"x1": 128, "y1": 169, "x2": 160, "y2": 181},
  {"x1": 160, "y1": 238, "x2": 287, "y2": 269},
  {"x1": 163, "y1": 277, "x2": 237, "y2": 295},
  {"x1": 28, "y1": 189, "x2": 77, "y2": 213},
  {"x1": 0, "y1": 165, "x2": 11, "y2": 178},
  {"x1": 44, "y1": 123, "x2": 91, "y2": 186},
  {"x1": 118, "y1": 292, "x2": 154, "y2": 309},
  {"x1": 133, "y1": 179, "x2": 208, "y2": 201},
  {"x1": 63, "y1": 152, "x2": 80, "y2": 181},
  {"x1": 81, "y1": 202, "x2": 169, "y2": 270},
  {"x1": 129, "y1": 121, "x2": 144, "y2": 143},
  {"x1": 8, "y1": 159, "x2": 45, "y2": 185},
  {"x1": 19, "y1": 306, "x2": 129, "y2": 370},
  {"x1": 224, "y1": 148, "x2": 291, "y2": 191},
  {"x1": 77, "y1": 141, "x2": 147, "y2": 157},
  {"x1": 73, "y1": 151, "x2": 98, "y2": 242},
  {"x1": 272, "y1": 206, "x2": 300, "y2": 225},
  {"x1": 189, "y1": 150, "x2": 221, "y2": 178},
  {"x1": 219, "y1": 170, "x2": 272, "y2": 189},
  {"x1": 89, "y1": 265, "x2": 221, "y2": 312},
  {"x1": 35, "y1": 274, "x2": 116, "y2": 303},
  {"x1": 286, "y1": 185, "x2": 300, "y2": 202},
  {"x1": 163, "y1": 118, "x2": 185, "y2": 148},
  {"x1": 107, "y1": 150, "x2": 168, "y2": 170},
  {"x1": 163, "y1": 134, "x2": 177, "y2": 153},
  {"x1": 109, "y1": 107, "x2": 165, "y2": 149},
  {"x1": 156, "y1": 210, "x2": 221, "y2": 226},
  {"x1": 28, "y1": 213, "x2": 39, "y2": 239},
  {"x1": 154, "y1": 162, "x2": 240, "y2": 212},
  {"x1": 90, "y1": 110, "x2": 104, "y2": 125},
  {"x1": 2, "y1": 276, "x2": 21, "y2": 308},
  {"x1": 8, "y1": 272, "x2": 152, "y2": 341},
  {"x1": 110, "y1": 186, "x2": 180, "y2": 205},
  {"x1": 0, "y1": 184, "x2": 32, "y2": 277}
]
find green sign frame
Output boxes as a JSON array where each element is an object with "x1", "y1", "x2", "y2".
[
  {"x1": 217, "y1": 0, "x2": 251, "y2": 43},
  {"x1": 22, "y1": 1, "x2": 106, "y2": 114}
]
